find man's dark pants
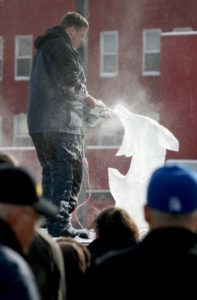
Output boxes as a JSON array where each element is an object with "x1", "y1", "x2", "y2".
[{"x1": 31, "y1": 133, "x2": 83, "y2": 235}]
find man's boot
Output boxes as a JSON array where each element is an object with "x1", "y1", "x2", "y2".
[
  {"x1": 58, "y1": 198, "x2": 90, "y2": 239},
  {"x1": 47, "y1": 218, "x2": 90, "y2": 239},
  {"x1": 60, "y1": 222, "x2": 90, "y2": 239},
  {"x1": 47, "y1": 218, "x2": 61, "y2": 237}
]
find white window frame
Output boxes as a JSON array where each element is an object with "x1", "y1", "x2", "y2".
[
  {"x1": 0, "y1": 37, "x2": 3, "y2": 81},
  {"x1": 13, "y1": 114, "x2": 32, "y2": 147},
  {"x1": 143, "y1": 29, "x2": 161, "y2": 76},
  {"x1": 173, "y1": 27, "x2": 193, "y2": 32},
  {"x1": 100, "y1": 31, "x2": 118, "y2": 77},
  {"x1": 0, "y1": 116, "x2": 2, "y2": 145},
  {"x1": 15, "y1": 35, "x2": 33, "y2": 80}
]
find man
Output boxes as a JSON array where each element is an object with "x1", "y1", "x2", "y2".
[
  {"x1": 0, "y1": 164, "x2": 57, "y2": 253},
  {"x1": 0, "y1": 164, "x2": 57, "y2": 299},
  {"x1": 85, "y1": 164, "x2": 197, "y2": 299},
  {"x1": 27, "y1": 11, "x2": 110, "y2": 238}
]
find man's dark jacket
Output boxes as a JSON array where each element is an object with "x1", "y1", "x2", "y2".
[
  {"x1": 27, "y1": 26, "x2": 87, "y2": 135},
  {"x1": 85, "y1": 227, "x2": 197, "y2": 300}
]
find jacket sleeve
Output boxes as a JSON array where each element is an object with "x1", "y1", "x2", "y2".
[
  {"x1": 46, "y1": 39, "x2": 88, "y2": 101},
  {"x1": 0, "y1": 246, "x2": 40, "y2": 300}
]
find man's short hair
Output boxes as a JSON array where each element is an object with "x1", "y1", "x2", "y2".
[{"x1": 60, "y1": 11, "x2": 89, "y2": 30}]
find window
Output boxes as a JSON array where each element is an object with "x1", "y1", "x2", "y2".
[
  {"x1": 15, "y1": 35, "x2": 32, "y2": 80},
  {"x1": 13, "y1": 114, "x2": 32, "y2": 146},
  {"x1": 0, "y1": 116, "x2": 2, "y2": 145},
  {"x1": 100, "y1": 31, "x2": 118, "y2": 77},
  {"x1": 143, "y1": 29, "x2": 161, "y2": 76},
  {"x1": 0, "y1": 37, "x2": 3, "y2": 80}
]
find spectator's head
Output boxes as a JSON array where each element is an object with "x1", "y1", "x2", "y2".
[
  {"x1": 28, "y1": 229, "x2": 66, "y2": 300},
  {"x1": 0, "y1": 165, "x2": 57, "y2": 252},
  {"x1": 57, "y1": 237, "x2": 90, "y2": 273},
  {"x1": 144, "y1": 164, "x2": 197, "y2": 231},
  {"x1": 56, "y1": 237, "x2": 90, "y2": 300},
  {"x1": 92, "y1": 206, "x2": 140, "y2": 241},
  {"x1": 60, "y1": 11, "x2": 89, "y2": 49}
]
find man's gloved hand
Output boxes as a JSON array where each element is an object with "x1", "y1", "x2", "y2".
[
  {"x1": 95, "y1": 100, "x2": 112, "y2": 119},
  {"x1": 87, "y1": 99, "x2": 112, "y2": 120},
  {"x1": 83, "y1": 99, "x2": 112, "y2": 127}
]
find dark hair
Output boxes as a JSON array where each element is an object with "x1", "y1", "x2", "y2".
[
  {"x1": 92, "y1": 206, "x2": 140, "y2": 241},
  {"x1": 56, "y1": 237, "x2": 90, "y2": 300},
  {"x1": 60, "y1": 11, "x2": 89, "y2": 30},
  {"x1": 56, "y1": 237, "x2": 90, "y2": 272}
]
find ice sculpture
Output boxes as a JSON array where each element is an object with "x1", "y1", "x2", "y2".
[{"x1": 108, "y1": 104, "x2": 179, "y2": 233}]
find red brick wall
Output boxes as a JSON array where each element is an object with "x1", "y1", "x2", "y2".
[{"x1": 160, "y1": 32, "x2": 197, "y2": 159}]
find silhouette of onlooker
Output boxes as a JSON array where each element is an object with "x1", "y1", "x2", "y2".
[
  {"x1": 0, "y1": 165, "x2": 57, "y2": 253},
  {"x1": 85, "y1": 164, "x2": 197, "y2": 300},
  {"x1": 0, "y1": 164, "x2": 57, "y2": 299},
  {"x1": 56, "y1": 237, "x2": 90, "y2": 300},
  {"x1": 0, "y1": 154, "x2": 64, "y2": 300},
  {"x1": 88, "y1": 206, "x2": 139, "y2": 264},
  {"x1": 28, "y1": 229, "x2": 66, "y2": 300}
]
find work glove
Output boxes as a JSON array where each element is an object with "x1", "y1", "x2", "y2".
[
  {"x1": 94, "y1": 100, "x2": 113, "y2": 119},
  {"x1": 83, "y1": 99, "x2": 112, "y2": 127}
]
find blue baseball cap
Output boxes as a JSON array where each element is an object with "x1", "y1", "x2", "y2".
[{"x1": 147, "y1": 164, "x2": 197, "y2": 214}]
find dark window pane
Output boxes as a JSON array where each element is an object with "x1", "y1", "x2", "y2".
[
  {"x1": 17, "y1": 58, "x2": 31, "y2": 77},
  {"x1": 145, "y1": 53, "x2": 160, "y2": 72},
  {"x1": 103, "y1": 55, "x2": 117, "y2": 73}
]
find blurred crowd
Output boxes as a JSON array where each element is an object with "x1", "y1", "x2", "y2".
[{"x1": 0, "y1": 150, "x2": 196, "y2": 300}]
